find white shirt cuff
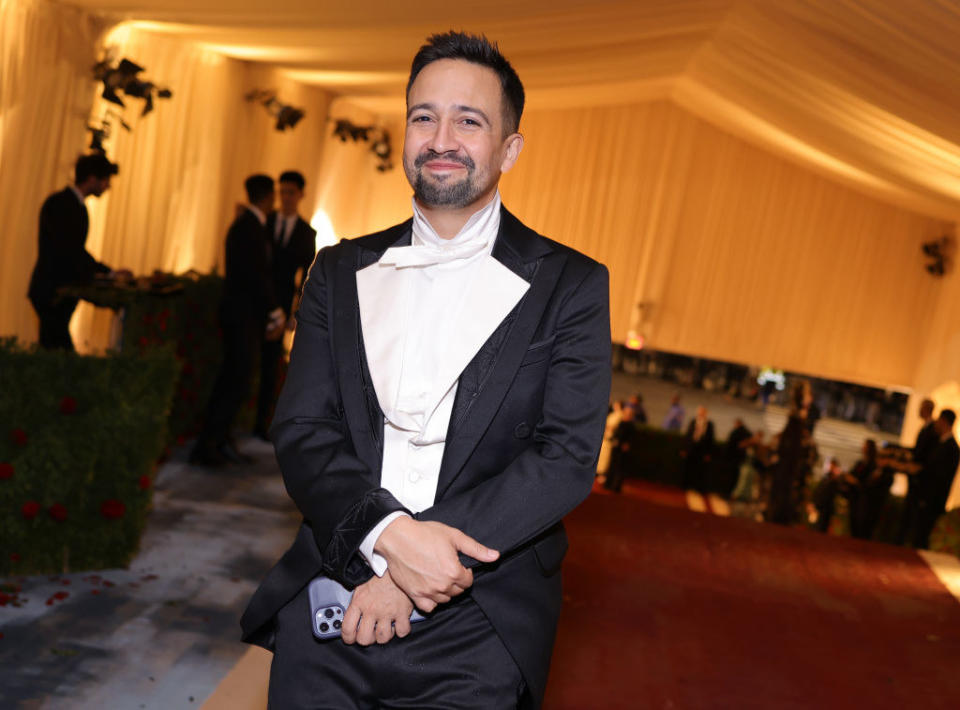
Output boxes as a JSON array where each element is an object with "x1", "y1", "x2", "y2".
[{"x1": 358, "y1": 511, "x2": 409, "y2": 577}]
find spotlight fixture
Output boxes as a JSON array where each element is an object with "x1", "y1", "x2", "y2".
[
  {"x1": 331, "y1": 119, "x2": 393, "y2": 172},
  {"x1": 92, "y1": 52, "x2": 173, "y2": 117},
  {"x1": 921, "y1": 235, "x2": 954, "y2": 277},
  {"x1": 245, "y1": 90, "x2": 305, "y2": 131}
]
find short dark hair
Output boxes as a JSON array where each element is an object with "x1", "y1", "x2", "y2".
[
  {"x1": 279, "y1": 170, "x2": 305, "y2": 191},
  {"x1": 245, "y1": 174, "x2": 274, "y2": 204},
  {"x1": 407, "y1": 31, "x2": 525, "y2": 134},
  {"x1": 940, "y1": 409, "x2": 956, "y2": 426},
  {"x1": 75, "y1": 153, "x2": 118, "y2": 183}
]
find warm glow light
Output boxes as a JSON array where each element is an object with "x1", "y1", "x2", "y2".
[
  {"x1": 625, "y1": 331, "x2": 644, "y2": 350},
  {"x1": 311, "y1": 209, "x2": 338, "y2": 252}
]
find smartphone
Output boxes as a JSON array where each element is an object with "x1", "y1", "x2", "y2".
[{"x1": 308, "y1": 575, "x2": 425, "y2": 640}]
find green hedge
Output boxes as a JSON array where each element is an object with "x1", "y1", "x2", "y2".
[
  {"x1": 67, "y1": 272, "x2": 225, "y2": 446},
  {"x1": 0, "y1": 339, "x2": 178, "y2": 575},
  {"x1": 68, "y1": 271, "x2": 278, "y2": 445},
  {"x1": 619, "y1": 425, "x2": 734, "y2": 492}
]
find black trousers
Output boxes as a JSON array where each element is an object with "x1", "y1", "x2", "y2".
[
  {"x1": 255, "y1": 337, "x2": 284, "y2": 434},
  {"x1": 32, "y1": 297, "x2": 77, "y2": 351},
  {"x1": 198, "y1": 317, "x2": 261, "y2": 446},
  {"x1": 268, "y1": 585, "x2": 524, "y2": 709},
  {"x1": 912, "y1": 500, "x2": 944, "y2": 550}
]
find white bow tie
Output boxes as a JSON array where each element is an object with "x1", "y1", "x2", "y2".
[{"x1": 379, "y1": 239, "x2": 489, "y2": 269}]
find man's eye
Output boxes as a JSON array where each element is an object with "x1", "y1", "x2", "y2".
[
  {"x1": 411, "y1": 115, "x2": 432, "y2": 123},
  {"x1": 462, "y1": 118, "x2": 480, "y2": 126}
]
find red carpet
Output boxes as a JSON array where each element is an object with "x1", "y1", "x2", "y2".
[{"x1": 544, "y1": 487, "x2": 960, "y2": 709}]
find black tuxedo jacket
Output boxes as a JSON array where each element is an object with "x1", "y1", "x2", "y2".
[
  {"x1": 220, "y1": 209, "x2": 280, "y2": 323},
  {"x1": 265, "y1": 213, "x2": 317, "y2": 316},
  {"x1": 28, "y1": 187, "x2": 110, "y2": 306},
  {"x1": 241, "y1": 207, "x2": 611, "y2": 707}
]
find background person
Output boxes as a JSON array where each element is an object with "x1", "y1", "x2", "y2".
[
  {"x1": 27, "y1": 153, "x2": 129, "y2": 350},
  {"x1": 253, "y1": 170, "x2": 317, "y2": 440},
  {"x1": 191, "y1": 174, "x2": 284, "y2": 466}
]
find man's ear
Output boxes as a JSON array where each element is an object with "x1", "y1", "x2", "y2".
[{"x1": 500, "y1": 132, "x2": 524, "y2": 174}]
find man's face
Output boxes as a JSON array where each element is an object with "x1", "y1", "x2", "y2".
[
  {"x1": 279, "y1": 181, "x2": 303, "y2": 215},
  {"x1": 936, "y1": 416, "x2": 952, "y2": 437},
  {"x1": 89, "y1": 176, "x2": 111, "y2": 197},
  {"x1": 403, "y1": 59, "x2": 522, "y2": 211}
]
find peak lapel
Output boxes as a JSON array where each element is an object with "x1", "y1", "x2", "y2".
[{"x1": 436, "y1": 208, "x2": 563, "y2": 498}]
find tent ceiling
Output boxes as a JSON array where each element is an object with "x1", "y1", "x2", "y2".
[{"x1": 66, "y1": 0, "x2": 960, "y2": 219}]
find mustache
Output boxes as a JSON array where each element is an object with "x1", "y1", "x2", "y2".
[{"x1": 414, "y1": 150, "x2": 475, "y2": 170}]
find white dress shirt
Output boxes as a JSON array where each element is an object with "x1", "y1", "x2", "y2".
[
  {"x1": 355, "y1": 192, "x2": 529, "y2": 575},
  {"x1": 69, "y1": 185, "x2": 86, "y2": 204}
]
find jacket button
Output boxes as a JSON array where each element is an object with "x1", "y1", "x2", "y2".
[{"x1": 514, "y1": 422, "x2": 531, "y2": 439}]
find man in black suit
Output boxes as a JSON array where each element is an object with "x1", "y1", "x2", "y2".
[
  {"x1": 912, "y1": 408, "x2": 960, "y2": 549},
  {"x1": 895, "y1": 397, "x2": 938, "y2": 544},
  {"x1": 191, "y1": 175, "x2": 285, "y2": 466},
  {"x1": 241, "y1": 32, "x2": 610, "y2": 709},
  {"x1": 253, "y1": 170, "x2": 317, "y2": 439},
  {"x1": 28, "y1": 153, "x2": 123, "y2": 350}
]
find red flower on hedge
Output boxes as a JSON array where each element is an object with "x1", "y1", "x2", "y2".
[
  {"x1": 0, "y1": 462, "x2": 13, "y2": 480},
  {"x1": 21, "y1": 501, "x2": 40, "y2": 520},
  {"x1": 100, "y1": 499, "x2": 126, "y2": 520},
  {"x1": 59, "y1": 396, "x2": 77, "y2": 414},
  {"x1": 138, "y1": 475, "x2": 152, "y2": 490},
  {"x1": 48, "y1": 503, "x2": 68, "y2": 522},
  {"x1": 10, "y1": 429, "x2": 27, "y2": 446}
]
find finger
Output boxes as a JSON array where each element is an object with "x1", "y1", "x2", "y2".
[
  {"x1": 450, "y1": 565, "x2": 473, "y2": 591},
  {"x1": 342, "y1": 604, "x2": 361, "y2": 645},
  {"x1": 416, "y1": 597, "x2": 437, "y2": 613},
  {"x1": 454, "y1": 531, "x2": 499, "y2": 562},
  {"x1": 356, "y1": 613, "x2": 377, "y2": 647},
  {"x1": 430, "y1": 591, "x2": 452, "y2": 605},
  {"x1": 376, "y1": 618, "x2": 395, "y2": 645},
  {"x1": 394, "y1": 615, "x2": 412, "y2": 638}
]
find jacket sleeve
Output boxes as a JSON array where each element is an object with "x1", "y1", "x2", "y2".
[
  {"x1": 269, "y1": 246, "x2": 409, "y2": 588},
  {"x1": 417, "y1": 262, "x2": 611, "y2": 563}
]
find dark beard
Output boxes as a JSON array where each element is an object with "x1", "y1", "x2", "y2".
[{"x1": 406, "y1": 150, "x2": 482, "y2": 208}]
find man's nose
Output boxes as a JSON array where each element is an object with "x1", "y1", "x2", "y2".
[{"x1": 427, "y1": 119, "x2": 458, "y2": 154}]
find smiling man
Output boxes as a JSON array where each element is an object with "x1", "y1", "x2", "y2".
[{"x1": 241, "y1": 32, "x2": 611, "y2": 709}]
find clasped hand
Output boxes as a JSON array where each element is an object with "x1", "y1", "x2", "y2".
[{"x1": 343, "y1": 518, "x2": 499, "y2": 645}]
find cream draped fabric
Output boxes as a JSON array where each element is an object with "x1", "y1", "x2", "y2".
[{"x1": 0, "y1": 0, "x2": 110, "y2": 343}]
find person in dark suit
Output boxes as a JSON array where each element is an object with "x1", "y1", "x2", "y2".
[
  {"x1": 680, "y1": 406, "x2": 715, "y2": 493},
  {"x1": 845, "y1": 439, "x2": 892, "y2": 540},
  {"x1": 912, "y1": 409, "x2": 960, "y2": 549},
  {"x1": 253, "y1": 170, "x2": 317, "y2": 439},
  {"x1": 895, "y1": 397, "x2": 938, "y2": 544},
  {"x1": 604, "y1": 404, "x2": 637, "y2": 493},
  {"x1": 190, "y1": 175, "x2": 285, "y2": 466},
  {"x1": 241, "y1": 32, "x2": 610, "y2": 709},
  {"x1": 28, "y1": 153, "x2": 124, "y2": 350}
]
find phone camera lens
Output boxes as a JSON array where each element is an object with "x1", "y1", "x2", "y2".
[
  {"x1": 319, "y1": 622, "x2": 329, "y2": 632},
  {"x1": 325, "y1": 608, "x2": 334, "y2": 619},
  {"x1": 333, "y1": 620, "x2": 342, "y2": 629}
]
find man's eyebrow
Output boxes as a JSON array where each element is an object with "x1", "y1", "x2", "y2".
[
  {"x1": 455, "y1": 105, "x2": 490, "y2": 124},
  {"x1": 407, "y1": 102, "x2": 435, "y2": 118},
  {"x1": 406, "y1": 103, "x2": 491, "y2": 125}
]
